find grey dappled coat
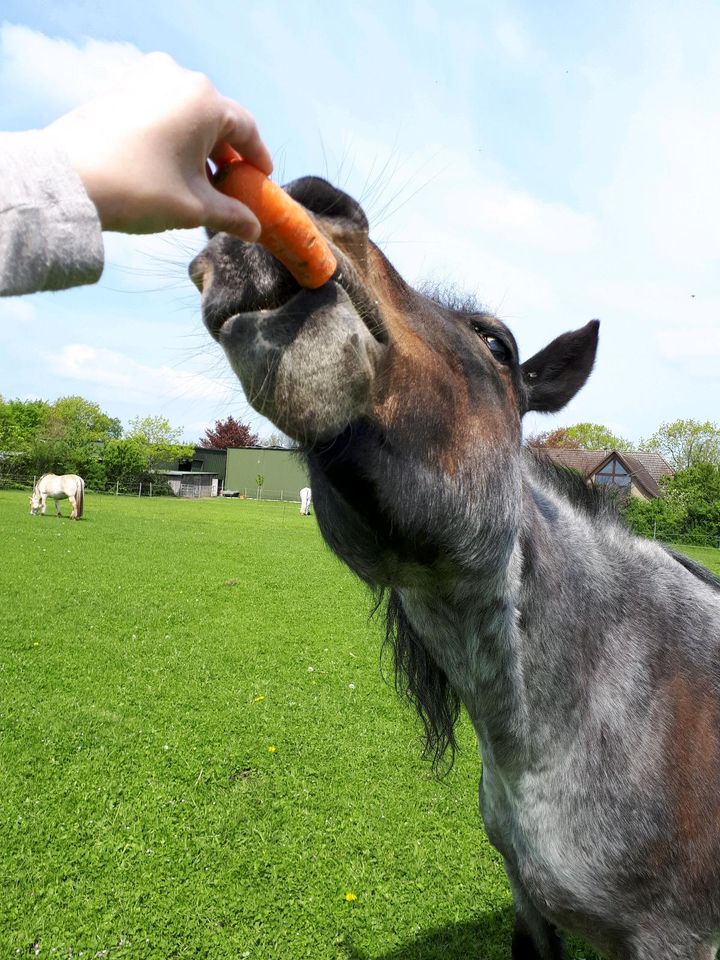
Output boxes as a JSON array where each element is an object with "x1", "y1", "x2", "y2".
[{"x1": 194, "y1": 175, "x2": 720, "y2": 959}]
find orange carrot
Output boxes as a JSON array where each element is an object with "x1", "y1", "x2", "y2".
[{"x1": 213, "y1": 147, "x2": 337, "y2": 289}]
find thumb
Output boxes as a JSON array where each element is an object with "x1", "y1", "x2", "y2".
[{"x1": 197, "y1": 180, "x2": 262, "y2": 240}]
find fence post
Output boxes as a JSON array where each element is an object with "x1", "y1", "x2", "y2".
[
  {"x1": 116, "y1": 480, "x2": 119, "y2": 496},
  {"x1": 280, "y1": 489, "x2": 283, "y2": 501},
  {"x1": 653, "y1": 520, "x2": 657, "y2": 540},
  {"x1": 149, "y1": 482, "x2": 153, "y2": 497},
  {"x1": 139, "y1": 482, "x2": 142, "y2": 497}
]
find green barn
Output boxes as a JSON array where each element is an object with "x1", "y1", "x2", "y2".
[
  {"x1": 173, "y1": 446, "x2": 309, "y2": 500},
  {"x1": 224, "y1": 447, "x2": 308, "y2": 500}
]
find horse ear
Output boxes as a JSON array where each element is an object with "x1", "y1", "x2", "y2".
[{"x1": 521, "y1": 319, "x2": 599, "y2": 414}]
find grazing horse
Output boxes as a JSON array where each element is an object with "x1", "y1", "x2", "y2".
[
  {"x1": 191, "y1": 177, "x2": 720, "y2": 959},
  {"x1": 30, "y1": 473, "x2": 85, "y2": 519}
]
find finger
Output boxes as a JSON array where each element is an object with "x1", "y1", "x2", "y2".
[
  {"x1": 209, "y1": 143, "x2": 242, "y2": 169},
  {"x1": 220, "y1": 102, "x2": 273, "y2": 175},
  {"x1": 196, "y1": 179, "x2": 262, "y2": 240}
]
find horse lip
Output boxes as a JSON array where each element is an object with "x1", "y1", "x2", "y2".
[
  {"x1": 214, "y1": 277, "x2": 388, "y2": 346},
  {"x1": 336, "y1": 271, "x2": 388, "y2": 345},
  {"x1": 217, "y1": 287, "x2": 308, "y2": 340}
]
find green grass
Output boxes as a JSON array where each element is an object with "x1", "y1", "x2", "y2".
[
  {"x1": 3, "y1": 492, "x2": 715, "y2": 959},
  {"x1": 1, "y1": 491, "x2": 511, "y2": 960},
  {"x1": 670, "y1": 542, "x2": 720, "y2": 577}
]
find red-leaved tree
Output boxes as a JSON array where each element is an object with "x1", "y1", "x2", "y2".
[{"x1": 200, "y1": 417, "x2": 259, "y2": 449}]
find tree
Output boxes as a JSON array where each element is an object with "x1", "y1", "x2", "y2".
[
  {"x1": 200, "y1": 416, "x2": 258, "y2": 449},
  {"x1": 48, "y1": 396, "x2": 122, "y2": 447},
  {"x1": 27, "y1": 397, "x2": 122, "y2": 484},
  {"x1": 127, "y1": 415, "x2": 185, "y2": 447},
  {"x1": 102, "y1": 438, "x2": 152, "y2": 488},
  {"x1": 640, "y1": 419, "x2": 720, "y2": 471},
  {"x1": 126, "y1": 415, "x2": 193, "y2": 469},
  {"x1": 0, "y1": 397, "x2": 50, "y2": 451},
  {"x1": 624, "y1": 463, "x2": 720, "y2": 547},
  {"x1": 526, "y1": 422, "x2": 631, "y2": 451},
  {"x1": 260, "y1": 431, "x2": 288, "y2": 448}
]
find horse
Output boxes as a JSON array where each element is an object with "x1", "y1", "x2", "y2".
[
  {"x1": 30, "y1": 473, "x2": 85, "y2": 519},
  {"x1": 299, "y1": 486, "x2": 312, "y2": 516},
  {"x1": 190, "y1": 176, "x2": 720, "y2": 959}
]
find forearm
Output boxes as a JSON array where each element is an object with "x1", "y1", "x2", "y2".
[{"x1": 0, "y1": 131, "x2": 104, "y2": 297}]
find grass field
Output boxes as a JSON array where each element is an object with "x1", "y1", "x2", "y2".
[
  {"x1": 669, "y1": 542, "x2": 720, "y2": 577},
  {"x1": 1, "y1": 491, "x2": 510, "y2": 960},
  {"x1": 1, "y1": 490, "x2": 717, "y2": 959}
]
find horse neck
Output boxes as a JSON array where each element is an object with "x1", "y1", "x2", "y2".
[{"x1": 397, "y1": 461, "x2": 632, "y2": 779}]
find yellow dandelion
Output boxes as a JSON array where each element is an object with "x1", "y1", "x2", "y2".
[
  {"x1": 253, "y1": 695, "x2": 265, "y2": 702},
  {"x1": 267, "y1": 745, "x2": 277, "y2": 753},
  {"x1": 344, "y1": 891, "x2": 357, "y2": 902}
]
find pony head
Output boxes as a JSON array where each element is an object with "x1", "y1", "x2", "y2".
[{"x1": 29, "y1": 491, "x2": 40, "y2": 515}]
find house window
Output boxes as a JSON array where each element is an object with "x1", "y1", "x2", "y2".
[{"x1": 594, "y1": 458, "x2": 631, "y2": 487}]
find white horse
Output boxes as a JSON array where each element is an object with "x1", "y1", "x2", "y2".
[
  {"x1": 30, "y1": 473, "x2": 85, "y2": 519},
  {"x1": 299, "y1": 486, "x2": 312, "y2": 516}
]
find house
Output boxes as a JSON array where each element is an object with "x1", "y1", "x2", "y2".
[{"x1": 538, "y1": 449, "x2": 674, "y2": 500}]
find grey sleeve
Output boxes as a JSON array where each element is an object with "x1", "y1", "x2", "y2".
[{"x1": 0, "y1": 130, "x2": 104, "y2": 297}]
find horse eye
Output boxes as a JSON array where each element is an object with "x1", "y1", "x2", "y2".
[{"x1": 472, "y1": 323, "x2": 511, "y2": 365}]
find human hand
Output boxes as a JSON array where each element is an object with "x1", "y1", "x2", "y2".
[{"x1": 46, "y1": 52, "x2": 273, "y2": 239}]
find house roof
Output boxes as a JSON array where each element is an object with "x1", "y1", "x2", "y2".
[{"x1": 539, "y1": 448, "x2": 674, "y2": 498}]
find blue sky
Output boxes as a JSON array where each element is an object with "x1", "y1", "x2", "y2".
[{"x1": 1, "y1": 1, "x2": 718, "y2": 444}]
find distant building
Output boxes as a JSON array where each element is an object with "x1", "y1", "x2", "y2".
[
  {"x1": 161, "y1": 470, "x2": 221, "y2": 498},
  {"x1": 159, "y1": 445, "x2": 308, "y2": 500},
  {"x1": 539, "y1": 449, "x2": 674, "y2": 500}
]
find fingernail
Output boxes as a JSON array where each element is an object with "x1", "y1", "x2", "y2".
[{"x1": 238, "y1": 221, "x2": 261, "y2": 243}]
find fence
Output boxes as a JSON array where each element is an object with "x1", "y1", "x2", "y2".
[
  {"x1": 221, "y1": 486, "x2": 303, "y2": 503},
  {"x1": 0, "y1": 473, "x2": 172, "y2": 497},
  {"x1": 0, "y1": 474, "x2": 302, "y2": 503}
]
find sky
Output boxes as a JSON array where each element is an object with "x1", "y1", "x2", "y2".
[{"x1": 0, "y1": 0, "x2": 718, "y2": 445}]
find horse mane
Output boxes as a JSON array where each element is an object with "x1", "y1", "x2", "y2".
[
  {"x1": 379, "y1": 588, "x2": 461, "y2": 775},
  {"x1": 375, "y1": 452, "x2": 622, "y2": 777},
  {"x1": 526, "y1": 452, "x2": 720, "y2": 591},
  {"x1": 418, "y1": 282, "x2": 488, "y2": 316},
  {"x1": 374, "y1": 450, "x2": 719, "y2": 778},
  {"x1": 525, "y1": 448, "x2": 625, "y2": 523},
  {"x1": 664, "y1": 546, "x2": 720, "y2": 593}
]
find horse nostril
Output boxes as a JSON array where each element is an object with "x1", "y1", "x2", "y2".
[{"x1": 189, "y1": 254, "x2": 210, "y2": 293}]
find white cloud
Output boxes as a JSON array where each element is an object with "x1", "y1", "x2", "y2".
[
  {"x1": 46, "y1": 343, "x2": 234, "y2": 404},
  {"x1": 0, "y1": 23, "x2": 143, "y2": 114}
]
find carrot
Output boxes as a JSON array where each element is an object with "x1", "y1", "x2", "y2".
[{"x1": 212, "y1": 146, "x2": 337, "y2": 289}]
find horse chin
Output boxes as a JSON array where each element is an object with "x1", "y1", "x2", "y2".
[{"x1": 218, "y1": 283, "x2": 385, "y2": 444}]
